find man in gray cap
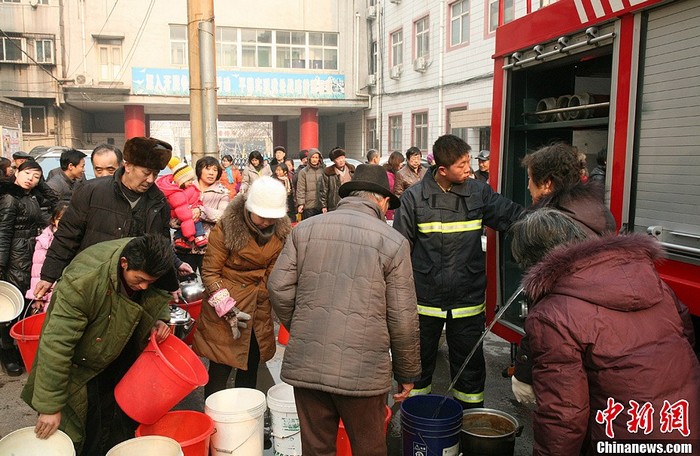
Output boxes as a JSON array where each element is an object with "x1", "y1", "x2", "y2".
[
  {"x1": 474, "y1": 149, "x2": 490, "y2": 183},
  {"x1": 12, "y1": 151, "x2": 33, "y2": 170},
  {"x1": 34, "y1": 137, "x2": 192, "y2": 300},
  {"x1": 269, "y1": 165, "x2": 420, "y2": 456}
]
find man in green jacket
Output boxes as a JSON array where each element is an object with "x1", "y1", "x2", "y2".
[{"x1": 22, "y1": 234, "x2": 174, "y2": 456}]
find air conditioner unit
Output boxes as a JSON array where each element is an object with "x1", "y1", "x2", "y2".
[
  {"x1": 367, "y1": 5, "x2": 377, "y2": 20},
  {"x1": 74, "y1": 74, "x2": 93, "y2": 86},
  {"x1": 389, "y1": 66, "x2": 402, "y2": 79},
  {"x1": 413, "y1": 56, "x2": 428, "y2": 72},
  {"x1": 366, "y1": 74, "x2": 377, "y2": 87}
]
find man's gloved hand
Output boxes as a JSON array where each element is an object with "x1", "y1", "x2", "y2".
[
  {"x1": 511, "y1": 376, "x2": 536, "y2": 404},
  {"x1": 223, "y1": 307, "x2": 252, "y2": 340}
]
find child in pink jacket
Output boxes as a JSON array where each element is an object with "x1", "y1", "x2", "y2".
[
  {"x1": 26, "y1": 203, "x2": 69, "y2": 312},
  {"x1": 156, "y1": 157, "x2": 207, "y2": 251}
]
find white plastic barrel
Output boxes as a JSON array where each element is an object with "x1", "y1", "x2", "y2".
[
  {"x1": 205, "y1": 388, "x2": 267, "y2": 456},
  {"x1": 0, "y1": 427, "x2": 75, "y2": 456},
  {"x1": 267, "y1": 382, "x2": 302, "y2": 456},
  {"x1": 106, "y1": 436, "x2": 182, "y2": 456}
]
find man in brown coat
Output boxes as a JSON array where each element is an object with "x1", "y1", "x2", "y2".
[
  {"x1": 394, "y1": 146, "x2": 427, "y2": 197},
  {"x1": 269, "y1": 164, "x2": 420, "y2": 456}
]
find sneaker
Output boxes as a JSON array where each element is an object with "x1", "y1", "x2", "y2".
[
  {"x1": 194, "y1": 236, "x2": 208, "y2": 248},
  {"x1": 174, "y1": 238, "x2": 191, "y2": 251}
]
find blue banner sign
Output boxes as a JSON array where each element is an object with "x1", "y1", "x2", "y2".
[{"x1": 132, "y1": 68, "x2": 345, "y2": 99}]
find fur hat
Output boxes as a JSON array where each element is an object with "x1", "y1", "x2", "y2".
[
  {"x1": 245, "y1": 176, "x2": 287, "y2": 219},
  {"x1": 329, "y1": 147, "x2": 346, "y2": 161},
  {"x1": 339, "y1": 164, "x2": 400, "y2": 210},
  {"x1": 168, "y1": 157, "x2": 196, "y2": 187},
  {"x1": 123, "y1": 137, "x2": 172, "y2": 170}
]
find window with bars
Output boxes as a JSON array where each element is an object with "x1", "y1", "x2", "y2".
[
  {"x1": 415, "y1": 16, "x2": 430, "y2": 58},
  {"x1": 450, "y1": 0, "x2": 470, "y2": 47},
  {"x1": 413, "y1": 112, "x2": 429, "y2": 151},
  {"x1": 35, "y1": 39, "x2": 53, "y2": 64},
  {"x1": 366, "y1": 118, "x2": 378, "y2": 151},
  {"x1": 0, "y1": 36, "x2": 25, "y2": 63},
  {"x1": 21, "y1": 106, "x2": 46, "y2": 134},
  {"x1": 389, "y1": 115, "x2": 402, "y2": 152},
  {"x1": 391, "y1": 30, "x2": 403, "y2": 67}
]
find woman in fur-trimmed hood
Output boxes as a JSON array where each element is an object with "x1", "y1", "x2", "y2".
[
  {"x1": 193, "y1": 176, "x2": 291, "y2": 397},
  {"x1": 510, "y1": 209, "x2": 699, "y2": 455}
]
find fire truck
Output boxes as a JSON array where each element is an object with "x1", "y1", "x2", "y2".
[{"x1": 486, "y1": 0, "x2": 700, "y2": 346}]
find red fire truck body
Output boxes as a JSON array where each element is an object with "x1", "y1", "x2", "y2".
[{"x1": 487, "y1": 0, "x2": 700, "y2": 343}]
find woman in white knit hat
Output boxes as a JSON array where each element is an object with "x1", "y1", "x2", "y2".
[{"x1": 193, "y1": 176, "x2": 292, "y2": 396}]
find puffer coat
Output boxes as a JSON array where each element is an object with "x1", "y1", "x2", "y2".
[
  {"x1": 268, "y1": 197, "x2": 421, "y2": 396},
  {"x1": 294, "y1": 152, "x2": 324, "y2": 210},
  {"x1": 21, "y1": 238, "x2": 171, "y2": 454},
  {"x1": 193, "y1": 194, "x2": 291, "y2": 369},
  {"x1": 0, "y1": 180, "x2": 52, "y2": 293},
  {"x1": 523, "y1": 234, "x2": 699, "y2": 455},
  {"x1": 240, "y1": 162, "x2": 272, "y2": 194},
  {"x1": 155, "y1": 174, "x2": 202, "y2": 240}
]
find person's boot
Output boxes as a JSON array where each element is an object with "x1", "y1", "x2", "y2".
[{"x1": 1, "y1": 347, "x2": 23, "y2": 377}]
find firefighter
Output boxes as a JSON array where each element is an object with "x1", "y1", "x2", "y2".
[{"x1": 393, "y1": 134, "x2": 524, "y2": 408}]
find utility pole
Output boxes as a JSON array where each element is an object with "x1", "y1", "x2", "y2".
[{"x1": 187, "y1": 0, "x2": 218, "y2": 163}]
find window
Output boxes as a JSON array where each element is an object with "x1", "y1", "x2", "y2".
[
  {"x1": 450, "y1": 0, "x2": 470, "y2": 46},
  {"x1": 370, "y1": 40, "x2": 377, "y2": 74},
  {"x1": 97, "y1": 39, "x2": 122, "y2": 81},
  {"x1": 170, "y1": 25, "x2": 187, "y2": 65},
  {"x1": 366, "y1": 118, "x2": 378, "y2": 151},
  {"x1": 488, "y1": 0, "x2": 514, "y2": 33},
  {"x1": 276, "y1": 30, "x2": 306, "y2": 68},
  {"x1": 0, "y1": 36, "x2": 25, "y2": 63},
  {"x1": 35, "y1": 39, "x2": 53, "y2": 64},
  {"x1": 2, "y1": 0, "x2": 21, "y2": 3},
  {"x1": 21, "y1": 106, "x2": 46, "y2": 134},
  {"x1": 217, "y1": 27, "x2": 238, "y2": 67},
  {"x1": 390, "y1": 30, "x2": 403, "y2": 67},
  {"x1": 415, "y1": 16, "x2": 430, "y2": 58},
  {"x1": 389, "y1": 115, "x2": 402, "y2": 152},
  {"x1": 308, "y1": 32, "x2": 338, "y2": 70},
  {"x1": 413, "y1": 112, "x2": 428, "y2": 151},
  {"x1": 242, "y1": 29, "x2": 272, "y2": 68}
]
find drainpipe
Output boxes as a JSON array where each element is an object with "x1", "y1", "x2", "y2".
[{"x1": 354, "y1": 11, "x2": 372, "y2": 112}]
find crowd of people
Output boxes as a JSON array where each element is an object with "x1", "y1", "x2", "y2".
[{"x1": 0, "y1": 135, "x2": 697, "y2": 456}]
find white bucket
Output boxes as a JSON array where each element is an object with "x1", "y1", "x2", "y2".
[
  {"x1": 267, "y1": 382, "x2": 302, "y2": 456},
  {"x1": 205, "y1": 387, "x2": 267, "y2": 456},
  {"x1": 0, "y1": 427, "x2": 75, "y2": 456},
  {"x1": 0, "y1": 280, "x2": 24, "y2": 323},
  {"x1": 106, "y1": 436, "x2": 182, "y2": 456}
]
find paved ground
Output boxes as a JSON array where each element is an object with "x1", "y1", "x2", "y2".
[{"x1": 0, "y1": 327, "x2": 535, "y2": 454}]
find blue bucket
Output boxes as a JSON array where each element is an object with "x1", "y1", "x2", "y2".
[{"x1": 401, "y1": 395, "x2": 462, "y2": 456}]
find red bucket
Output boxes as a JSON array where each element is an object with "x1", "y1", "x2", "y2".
[
  {"x1": 136, "y1": 410, "x2": 214, "y2": 456},
  {"x1": 176, "y1": 299, "x2": 202, "y2": 345},
  {"x1": 10, "y1": 312, "x2": 46, "y2": 374},
  {"x1": 115, "y1": 333, "x2": 209, "y2": 424},
  {"x1": 336, "y1": 405, "x2": 392, "y2": 456},
  {"x1": 278, "y1": 324, "x2": 290, "y2": 346}
]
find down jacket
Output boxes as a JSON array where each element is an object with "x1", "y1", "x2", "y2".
[
  {"x1": 294, "y1": 151, "x2": 324, "y2": 210},
  {"x1": 193, "y1": 194, "x2": 291, "y2": 369},
  {"x1": 268, "y1": 197, "x2": 421, "y2": 396},
  {"x1": 523, "y1": 234, "x2": 699, "y2": 455},
  {"x1": 26, "y1": 225, "x2": 55, "y2": 307},
  {"x1": 0, "y1": 179, "x2": 52, "y2": 294},
  {"x1": 40, "y1": 168, "x2": 178, "y2": 291},
  {"x1": 21, "y1": 238, "x2": 171, "y2": 454},
  {"x1": 155, "y1": 174, "x2": 203, "y2": 240}
]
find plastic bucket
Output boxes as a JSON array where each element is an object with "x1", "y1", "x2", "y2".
[
  {"x1": 0, "y1": 427, "x2": 75, "y2": 455},
  {"x1": 136, "y1": 410, "x2": 214, "y2": 456},
  {"x1": 176, "y1": 299, "x2": 202, "y2": 345},
  {"x1": 400, "y1": 395, "x2": 462, "y2": 456},
  {"x1": 278, "y1": 324, "x2": 290, "y2": 345},
  {"x1": 115, "y1": 333, "x2": 208, "y2": 424},
  {"x1": 106, "y1": 436, "x2": 182, "y2": 456},
  {"x1": 267, "y1": 382, "x2": 302, "y2": 455},
  {"x1": 461, "y1": 408, "x2": 522, "y2": 456},
  {"x1": 336, "y1": 404, "x2": 392, "y2": 456},
  {"x1": 10, "y1": 312, "x2": 46, "y2": 374},
  {"x1": 205, "y1": 388, "x2": 267, "y2": 456},
  {"x1": 0, "y1": 280, "x2": 24, "y2": 323}
]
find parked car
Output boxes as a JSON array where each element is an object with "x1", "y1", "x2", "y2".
[{"x1": 28, "y1": 145, "x2": 70, "y2": 158}]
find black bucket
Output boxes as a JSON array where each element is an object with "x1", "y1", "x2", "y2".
[{"x1": 460, "y1": 408, "x2": 522, "y2": 456}]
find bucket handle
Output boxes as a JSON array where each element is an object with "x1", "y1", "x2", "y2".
[
  {"x1": 18, "y1": 299, "x2": 38, "y2": 342},
  {"x1": 212, "y1": 414, "x2": 264, "y2": 453},
  {"x1": 270, "y1": 429, "x2": 301, "y2": 439}
]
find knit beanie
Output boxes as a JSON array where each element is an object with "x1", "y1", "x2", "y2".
[
  {"x1": 245, "y1": 176, "x2": 287, "y2": 219},
  {"x1": 168, "y1": 157, "x2": 196, "y2": 187}
]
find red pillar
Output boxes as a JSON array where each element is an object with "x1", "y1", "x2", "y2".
[
  {"x1": 299, "y1": 108, "x2": 318, "y2": 151},
  {"x1": 272, "y1": 116, "x2": 288, "y2": 150},
  {"x1": 124, "y1": 105, "x2": 146, "y2": 139}
]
